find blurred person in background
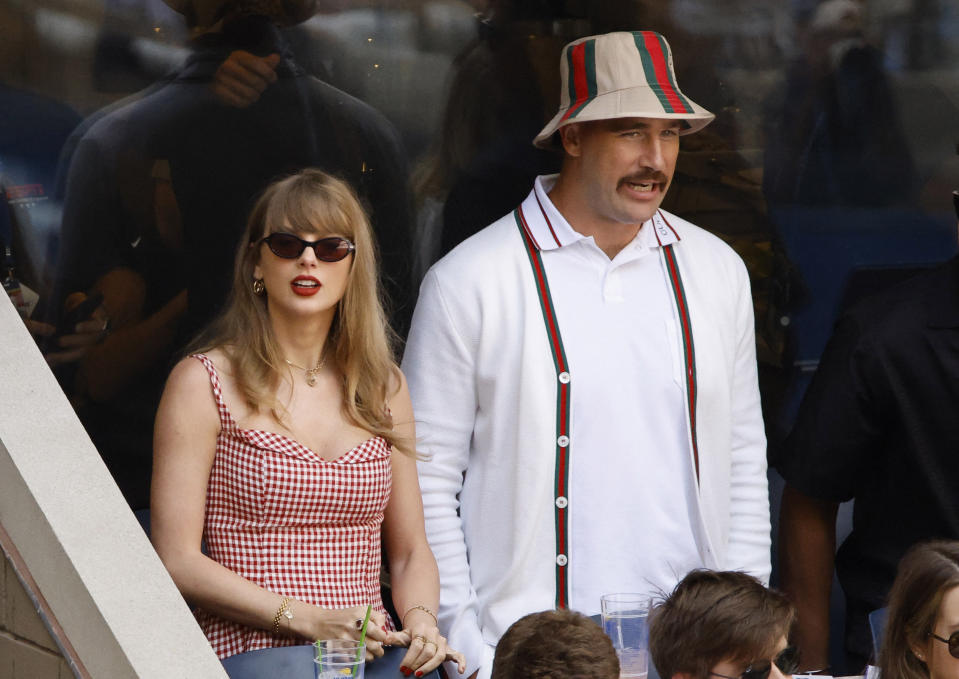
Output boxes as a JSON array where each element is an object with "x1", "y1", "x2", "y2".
[
  {"x1": 0, "y1": 84, "x2": 105, "y2": 367},
  {"x1": 52, "y1": 0, "x2": 412, "y2": 509},
  {"x1": 776, "y1": 168, "x2": 959, "y2": 672},
  {"x1": 763, "y1": 0, "x2": 917, "y2": 208}
]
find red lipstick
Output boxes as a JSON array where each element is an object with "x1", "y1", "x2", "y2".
[{"x1": 291, "y1": 275, "x2": 321, "y2": 296}]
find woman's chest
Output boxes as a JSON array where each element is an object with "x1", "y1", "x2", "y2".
[{"x1": 208, "y1": 434, "x2": 392, "y2": 527}]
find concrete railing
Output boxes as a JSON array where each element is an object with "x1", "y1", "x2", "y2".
[{"x1": 0, "y1": 292, "x2": 226, "y2": 678}]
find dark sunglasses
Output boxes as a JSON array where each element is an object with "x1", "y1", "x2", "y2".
[
  {"x1": 710, "y1": 646, "x2": 800, "y2": 679},
  {"x1": 929, "y1": 630, "x2": 959, "y2": 659},
  {"x1": 259, "y1": 233, "x2": 355, "y2": 262}
]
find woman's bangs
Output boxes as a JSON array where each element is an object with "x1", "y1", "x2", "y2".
[{"x1": 264, "y1": 183, "x2": 354, "y2": 239}]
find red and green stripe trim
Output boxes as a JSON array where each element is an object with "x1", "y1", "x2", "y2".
[
  {"x1": 515, "y1": 206, "x2": 572, "y2": 609},
  {"x1": 561, "y1": 39, "x2": 597, "y2": 122},
  {"x1": 634, "y1": 31, "x2": 693, "y2": 115},
  {"x1": 660, "y1": 243, "x2": 700, "y2": 482}
]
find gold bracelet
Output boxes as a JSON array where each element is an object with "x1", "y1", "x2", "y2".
[
  {"x1": 272, "y1": 597, "x2": 293, "y2": 635},
  {"x1": 402, "y1": 605, "x2": 437, "y2": 627}
]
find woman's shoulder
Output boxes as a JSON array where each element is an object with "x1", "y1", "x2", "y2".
[
  {"x1": 157, "y1": 352, "x2": 224, "y2": 429},
  {"x1": 167, "y1": 348, "x2": 231, "y2": 392}
]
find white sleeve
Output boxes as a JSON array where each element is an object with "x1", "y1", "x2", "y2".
[
  {"x1": 402, "y1": 268, "x2": 488, "y2": 678},
  {"x1": 724, "y1": 260, "x2": 772, "y2": 583}
]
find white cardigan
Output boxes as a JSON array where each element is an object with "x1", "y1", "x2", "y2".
[{"x1": 403, "y1": 185, "x2": 770, "y2": 679}]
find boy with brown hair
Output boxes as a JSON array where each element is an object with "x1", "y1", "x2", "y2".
[
  {"x1": 650, "y1": 570, "x2": 798, "y2": 679},
  {"x1": 491, "y1": 609, "x2": 619, "y2": 679}
]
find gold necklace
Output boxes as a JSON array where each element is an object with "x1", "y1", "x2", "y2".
[{"x1": 285, "y1": 354, "x2": 327, "y2": 387}]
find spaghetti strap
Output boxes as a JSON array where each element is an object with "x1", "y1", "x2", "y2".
[{"x1": 190, "y1": 353, "x2": 240, "y2": 434}]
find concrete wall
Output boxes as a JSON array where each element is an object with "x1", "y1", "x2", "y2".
[
  {"x1": 0, "y1": 292, "x2": 227, "y2": 678},
  {"x1": 1, "y1": 549, "x2": 71, "y2": 679}
]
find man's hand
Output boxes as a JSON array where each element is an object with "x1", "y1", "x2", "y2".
[{"x1": 212, "y1": 51, "x2": 280, "y2": 108}]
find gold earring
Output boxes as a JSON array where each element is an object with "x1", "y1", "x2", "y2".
[{"x1": 253, "y1": 279, "x2": 265, "y2": 295}]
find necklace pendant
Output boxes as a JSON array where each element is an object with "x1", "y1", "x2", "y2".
[{"x1": 306, "y1": 371, "x2": 318, "y2": 387}]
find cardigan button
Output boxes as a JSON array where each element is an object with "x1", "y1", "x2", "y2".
[
  {"x1": 558, "y1": 371, "x2": 571, "y2": 384},
  {"x1": 556, "y1": 554, "x2": 568, "y2": 566},
  {"x1": 557, "y1": 435, "x2": 569, "y2": 448},
  {"x1": 555, "y1": 496, "x2": 568, "y2": 509}
]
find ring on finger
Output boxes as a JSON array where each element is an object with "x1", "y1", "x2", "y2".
[{"x1": 413, "y1": 634, "x2": 427, "y2": 643}]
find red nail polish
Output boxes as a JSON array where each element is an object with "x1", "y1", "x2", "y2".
[
  {"x1": 400, "y1": 667, "x2": 409, "y2": 675},
  {"x1": 416, "y1": 672, "x2": 423, "y2": 677}
]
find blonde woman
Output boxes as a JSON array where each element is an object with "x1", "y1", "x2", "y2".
[{"x1": 151, "y1": 169, "x2": 464, "y2": 676}]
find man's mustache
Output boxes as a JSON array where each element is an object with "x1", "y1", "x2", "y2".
[{"x1": 618, "y1": 172, "x2": 669, "y2": 185}]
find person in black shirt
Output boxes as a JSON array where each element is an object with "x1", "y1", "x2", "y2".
[{"x1": 776, "y1": 200, "x2": 959, "y2": 671}]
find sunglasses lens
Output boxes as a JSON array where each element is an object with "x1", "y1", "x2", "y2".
[
  {"x1": 775, "y1": 647, "x2": 799, "y2": 675},
  {"x1": 949, "y1": 632, "x2": 959, "y2": 659},
  {"x1": 314, "y1": 238, "x2": 353, "y2": 262},
  {"x1": 267, "y1": 233, "x2": 305, "y2": 258},
  {"x1": 264, "y1": 234, "x2": 353, "y2": 261},
  {"x1": 742, "y1": 663, "x2": 772, "y2": 679}
]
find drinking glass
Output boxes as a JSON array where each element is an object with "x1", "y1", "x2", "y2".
[
  {"x1": 314, "y1": 639, "x2": 365, "y2": 679},
  {"x1": 601, "y1": 593, "x2": 649, "y2": 679}
]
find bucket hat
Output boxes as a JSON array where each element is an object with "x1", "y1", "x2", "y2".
[{"x1": 533, "y1": 31, "x2": 714, "y2": 149}]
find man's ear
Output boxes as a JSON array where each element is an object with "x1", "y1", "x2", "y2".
[{"x1": 558, "y1": 123, "x2": 583, "y2": 158}]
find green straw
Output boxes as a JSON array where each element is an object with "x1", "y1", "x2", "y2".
[{"x1": 354, "y1": 604, "x2": 373, "y2": 677}]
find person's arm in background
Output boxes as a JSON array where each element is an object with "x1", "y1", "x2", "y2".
[
  {"x1": 774, "y1": 310, "x2": 882, "y2": 670},
  {"x1": 401, "y1": 268, "x2": 485, "y2": 679},
  {"x1": 725, "y1": 256, "x2": 772, "y2": 582},
  {"x1": 60, "y1": 153, "x2": 187, "y2": 401},
  {"x1": 46, "y1": 132, "x2": 130, "y2": 374},
  {"x1": 779, "y1": 486, "x2": 839, "y2": 670},
  {"x1": 77, "y1": 269, "x2": 186, "y2": 401}
]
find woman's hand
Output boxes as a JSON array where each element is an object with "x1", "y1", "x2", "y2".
[
  {"x1": 292, "y1": 604, "x2": 389, "y2": 662},
  {"x1": 388, "y1": 610, "x2": 466, "y2": 676}
]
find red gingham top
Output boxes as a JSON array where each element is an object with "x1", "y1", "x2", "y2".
[{"x1": 191, "y1": 354, "x2": 394, "y2": 659}]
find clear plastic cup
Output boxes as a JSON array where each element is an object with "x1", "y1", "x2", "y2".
[
  {"x1": 314, "y1": 639, "x2": 365, "y2": 679},
  {"x1": 601, "y1": 593, "x2": 650, "y2": 679}
]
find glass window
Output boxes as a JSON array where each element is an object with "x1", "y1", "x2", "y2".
[{"x1": 2, "y1": 0, "x2": 957, "y2": 510}]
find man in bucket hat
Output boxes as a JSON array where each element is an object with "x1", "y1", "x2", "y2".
[{"x1": 402, "y1": 31, "x2": 770, "y2": 679}]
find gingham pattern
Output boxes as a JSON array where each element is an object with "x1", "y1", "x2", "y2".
[{"x1": 191, "y1": 354, "x2": 394, "y2": 659}]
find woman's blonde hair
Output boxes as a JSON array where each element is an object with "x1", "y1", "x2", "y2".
[
  {"x1": 880, "y1": 541, "x2": 959, "y2": 679},
  {"x1": 189, "y1": 168, "x2": 412, "y2": 456}
]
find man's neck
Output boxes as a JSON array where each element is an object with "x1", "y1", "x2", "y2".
[{"x1": 547, "y1": 175, "x2": 643, "y2": 260}]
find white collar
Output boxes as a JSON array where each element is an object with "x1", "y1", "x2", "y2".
[{"x1": 522, "y1": 175, "x2": 682, "y2": 253}]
